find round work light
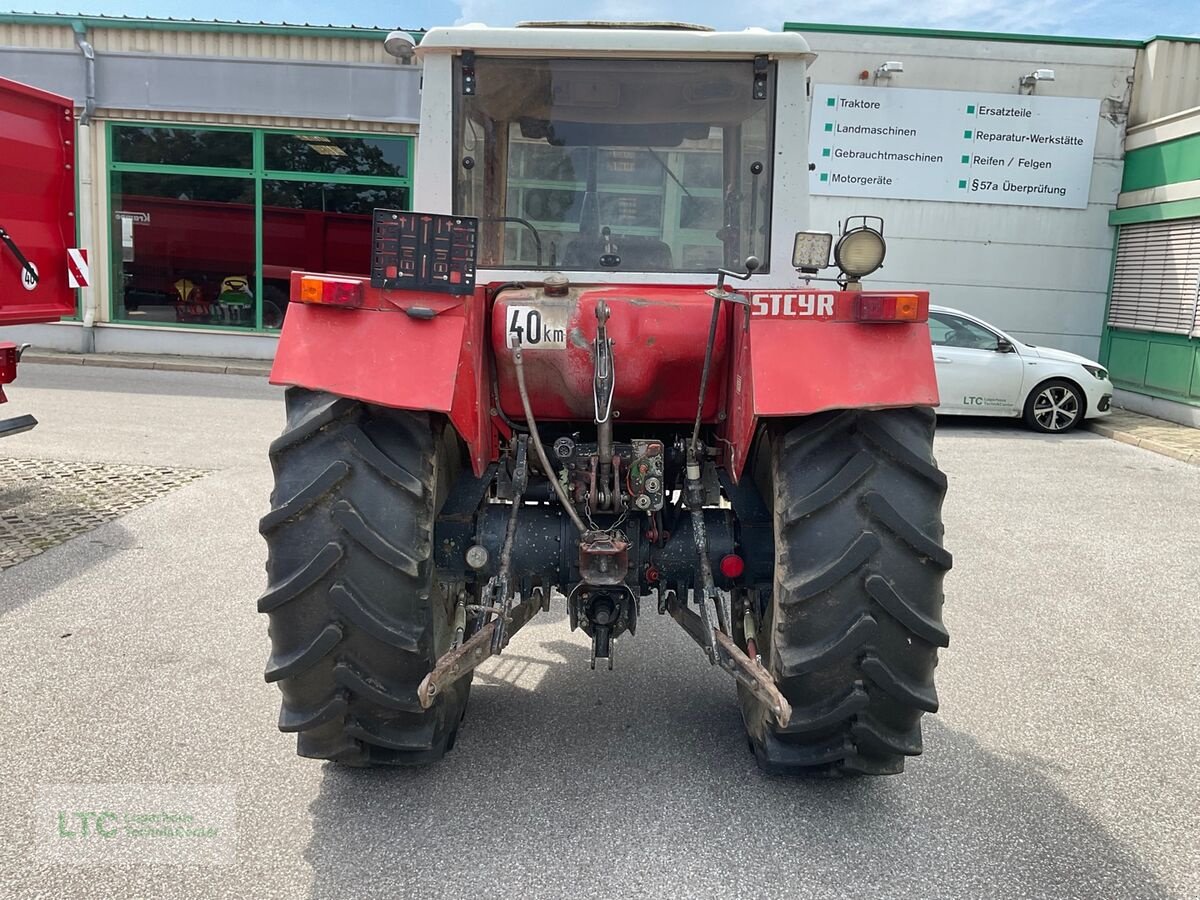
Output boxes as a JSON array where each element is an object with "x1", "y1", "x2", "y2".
[{"x1": 834, "y1": 226, "x2": 887, "y2": 278}]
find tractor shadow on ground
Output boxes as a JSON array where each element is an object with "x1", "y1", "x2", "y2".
[{"x1": 302, "y1": 614, "x2": 1168, "y2": 899}]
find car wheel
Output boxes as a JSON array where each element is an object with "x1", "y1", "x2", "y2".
[{"x1": 1023, "y1": 379, "x2": 1084, "y2": 433}]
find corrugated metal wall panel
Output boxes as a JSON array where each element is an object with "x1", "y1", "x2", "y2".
[
  {"x1": 0, "y1": 23, "x2": 77, "y2": 49},
  {"x1": 1130, "y1": 40, "x2": 1200, "y2": 127},
  {"x1": 90, "y1": 28, "x2": 400, "y2": 65},
  {"x1": 1108, "y1": 218, "x2": 1200, "y2": 335},
  {"x1": 95, "y1": 108, "x2": 416, "y2": 134}
]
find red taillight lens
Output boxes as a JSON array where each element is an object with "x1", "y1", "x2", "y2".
[
  {"x1": 293, "y1": 275, "x2": 363, "y2": 308},
  {"x1": 719, "y1": 554, "x2": 745, "y2": 579},
  {"x1": 855, "y1": 293, "x2": 924, "y2": 323},
  {"x1": 0, "y1": 342, "x2": 18, "y2": 385}
]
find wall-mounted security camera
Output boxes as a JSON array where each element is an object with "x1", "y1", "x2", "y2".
[{"x1": 875, "y1": 60, "x2": 904, "y2": 78}]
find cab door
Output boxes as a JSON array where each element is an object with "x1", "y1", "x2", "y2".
[
  {"x1": 0, "y1": 76, "x2": 77, "y2": 325},
  {"x1": 929, "y1": 311, "x2": 1024, "y2": 415}
]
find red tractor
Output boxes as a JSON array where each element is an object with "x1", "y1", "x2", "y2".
[
  {"x1": 0, "y1": 76, "x2": 78, "y2": 437},
  {"x1": 261, "y1": 23, "x2": 951, "y2": 776}
]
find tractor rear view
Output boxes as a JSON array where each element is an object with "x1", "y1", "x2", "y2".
[{"x1": 260, "y1": 23, "x2": 951, "y2": 775}]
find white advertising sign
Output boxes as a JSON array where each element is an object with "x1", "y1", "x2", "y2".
[{"x1": 809, "y1": 85, "x2": 1100, "y2": 209}]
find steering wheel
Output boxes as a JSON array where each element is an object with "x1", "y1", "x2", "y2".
[{"x1": 485, "y1": 216, "x2": 543, "y2": 267}]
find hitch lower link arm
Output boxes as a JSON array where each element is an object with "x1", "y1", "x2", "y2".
[
  {"x1": 418, "y1": 587, "x2": 548, "y2": 709},
  {"x1": 667, "y1": 256, "x2": 791, "y2": 727},
  {"x1": 418, "y1": 437, "x2": 552, "y2": 708},
  {"x1": 664, "y1": 590, "x2": 792, "y2": 728}
]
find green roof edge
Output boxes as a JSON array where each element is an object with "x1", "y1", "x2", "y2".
[
  {"x1": 0, "y1": 12, "x2": 421, "y2": 41},
  {"x1": 1143, "y1": 34, "x2": 1200, "y2": 46},
  {"x1": 4, "y1": 14, "x2": 1192, "y2": 49},
  {"x1": 783, "y1": 21, "x2": 1145, "y2": 49}
]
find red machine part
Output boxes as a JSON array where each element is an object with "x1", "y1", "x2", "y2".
[
  {"x1": 0, "y1": 342, "x2": 19, "y2": 402},
  {"x1": 723, "y1": 289, "x2": 938, "y2": 477},
  {"x1": 270, "y1": 280, "x2": 493, "y2": 475},
  {"x1": 271, "y1": 277, "x2": 938, "y2": 480},
  {"x1": 0, "y1": 76, "x2": 76, "y2": 326},
  {"x1": 490, "y1": 286, "x2": 729, "y2": 422}
]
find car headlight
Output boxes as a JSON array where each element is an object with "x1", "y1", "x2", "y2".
[
  {"x1": 834, "y1": 226, "x2": 886, "y2": 278},
  {"x1": 1082, "y1": 364, "x2": 1108, "y2": 380}
]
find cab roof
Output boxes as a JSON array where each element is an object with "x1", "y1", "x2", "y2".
[{"x1": 415, "y1": 23, "x2": 815, "y2": 60}]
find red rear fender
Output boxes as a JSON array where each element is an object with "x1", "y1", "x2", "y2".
[
  {"x1": 722, "y1": 292, "x2": 938, "y2": 480},
  {"x1": 270, "y1": 289, "x2": 493, "y2": 475},
  {"x1": 270, "y1": 280, "x2": 937, "y2": 481}
]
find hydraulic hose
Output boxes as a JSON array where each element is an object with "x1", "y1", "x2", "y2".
[{"x1": 512, "y1": 347, "x2": 588, "y2": 535}]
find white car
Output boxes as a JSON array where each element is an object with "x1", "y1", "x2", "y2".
[{"x1": 929, "y1": 306, "x2": 1114, "y2": 433}]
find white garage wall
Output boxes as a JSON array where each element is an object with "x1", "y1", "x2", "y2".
[{"x1": 794, "y1": 29, "x2": 1138, "y2": 358}]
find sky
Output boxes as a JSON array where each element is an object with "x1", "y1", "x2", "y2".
[{"x1": 9, "y1": 0, "x2": 1196, "y2": 40}]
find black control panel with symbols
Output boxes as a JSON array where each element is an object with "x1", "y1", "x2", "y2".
[{"x1": 370, "y1": 209, "x2": 477, "y2": 295}]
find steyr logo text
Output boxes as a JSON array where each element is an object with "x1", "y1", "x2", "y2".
[{"x1": 749, "y1": 292, "x2": 835, "y2": 318}]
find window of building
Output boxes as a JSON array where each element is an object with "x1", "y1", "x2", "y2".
[
  {"x1": 108, "y1": 124, "x2": 413, "y2": 331},
  {"x1": 261, "y1": 181, "x2": 409, "y2": 321},
  {"x1": 114, "y1": 126, "x2": 254, "y2": 169},
  {"x1": 1108, "y1": 218, "x2": 1200, "y2": 337}
]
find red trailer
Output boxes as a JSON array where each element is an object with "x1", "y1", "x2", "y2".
[{"x1": 0, "y1": 76, "x2": 77, "y2": 437}]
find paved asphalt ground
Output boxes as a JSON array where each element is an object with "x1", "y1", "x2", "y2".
[{"x1": 2, "y1": 363, "x2": 1197, "y2": 899}]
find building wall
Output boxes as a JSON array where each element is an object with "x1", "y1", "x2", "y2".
[
  {"x1": 1102, "y1": 58, "x2": 1200, "y2": 418},
  {"x1": 789, "y1": 25, "x2": 1138, "y2": 358},
  {"x1": 0, "y1": 15, "x2": 420, "y2": 358},
  {"x1": 3, "y1": 18, "x2": 1191, "y2": 367},
  {"x1": 1130, "y1": 37, "x2": 1200, "y2": 128}
]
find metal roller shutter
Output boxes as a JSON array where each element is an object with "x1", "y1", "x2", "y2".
[{"x1": 1107, "y1": 217, "x2": 1200, "y2": 336}]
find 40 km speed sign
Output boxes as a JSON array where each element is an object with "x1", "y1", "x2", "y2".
[{"x1": 505, "y1": 305, "x2": 568, "y2": 349}]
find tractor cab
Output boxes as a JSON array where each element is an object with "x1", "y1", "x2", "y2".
[{"x1": 407, "y1": 23, "x2": 815, "y2": 281}]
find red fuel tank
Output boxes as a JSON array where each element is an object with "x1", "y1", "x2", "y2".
[{"x1": 491, "y1": 284, "x2": 729, "y2": 423}]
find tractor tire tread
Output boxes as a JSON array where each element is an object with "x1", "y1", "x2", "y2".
[
  {"x1": 333, "y1": 661, "x2": 424, "y2": 713},
  {"x1": 256, "y1": 541, "x2": 343, "y2": 613},
  {"x1": 741, "y1": 407, "x2": 950, "y2": 776},
  {"x1": 781, "y1": 532, "x2": 880, "y2": 601},
  {"x1": 259, "y1": 387, "x2": 467, "y2": 766},
  {"x1": 269, "y1": 394, "x2": 359, "y2": 457},
  {"x1": 777, "y1": 685, "x2": 870, "y2": 735},
  {"x1": 862, "y1": 653, "x2": 940, "y2": 712},
  {"x1": 278, "y1": 692, "x2": 348, "y2": 733},
  {"x1": 783, "y1": 450, "x2": 874, "y2": 523},
  {"x1": 331, "y1": 498, "x2": 424, "y2": 577},
  {"x1": 263, "y1": 622, "x2": 343, "y2": 683},
  {"x1": 851, "y1": 717, "x2": 923, "y2": 757},
  {"x1": 776, "y1": 613, "x2": 877, "y2": 677},
  {"x1": 865, "y1": 574, "x2": 950, "y2": 647},
  {"x1": 259, "y1": 461, "x2": 350, "y2": 534},
  {"x1": 342, "y1": 423, "x2": 426, "y2": 497},
  {"x1": 330, "y1": 578, "x2": 422, "y2": 653},
  {"x1": 862, "y1": 491, "x2": 953, "y2": 569}
]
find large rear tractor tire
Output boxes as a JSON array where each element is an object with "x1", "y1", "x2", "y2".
[
  {"x1": 258, "y1": 388, "x2": 470, "y2": 765},
  {"x1": 740, "y1": 407, "x2": 952, "y2": 776}
]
